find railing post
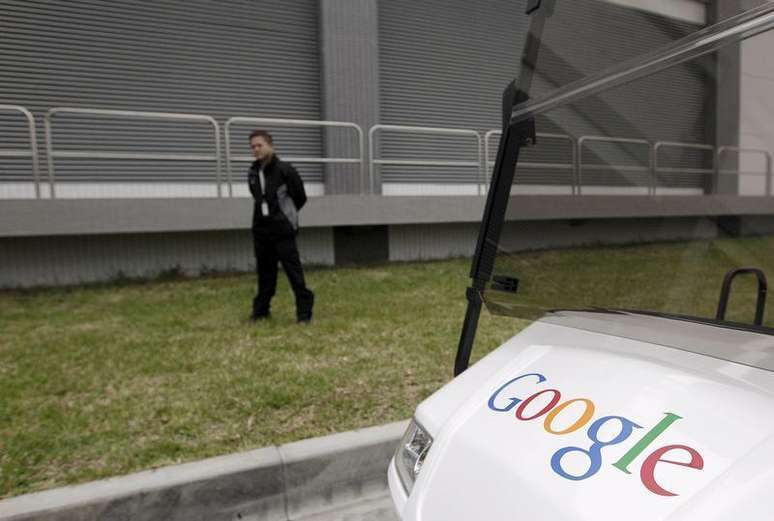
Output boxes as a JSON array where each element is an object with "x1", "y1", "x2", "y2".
[
  {"x1": 649, "y1": 142, "x2": 656, "y2": 195},
  {"x1": 207, "y1": 116, "x2": 222, "y2": 198},
  {"x1": 368, "y1": 125, "x2": 483, "y2": 195},
  {"x1": 356, "y1": 125, "x2": 366, "y2": 195},
  {"x1": 578, "y1": 135, "x2": 653, "y2": 195},
  {"x1": 368, "y1": 125, "x2": 377, "y2": 194},
  {"x1": 0, "y1": 105, "x2": 40, "y2": 199},
  {"x1": 224, "y1": 119, "x2": 233, "y2": 198},
  {"x1": 44, "y1": 110, "x2": 56, "y2": 199},
  {"x1": 577, "y1": 137, "x2": 586, "y2": 195},
  {"x1": 476, "y1": 132, "x2": 484, "y2": 196},
  {"x1": 570, "y1": 135, "x2": 579, "y2": 196},
  {"x1": 45, "y1": 108, "x2": 222, "y2": 198},
  {"x1": 718, "y1": 146, "x2": 772, "y2": 196},
  {"x1": 225, "y1": 117, "x2": 365, "y2": 194},
  {"x1": 483, "y1": 130, "x2": 576, "y2": 195}
]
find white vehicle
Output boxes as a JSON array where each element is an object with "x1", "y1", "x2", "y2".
[{"x1": 389, "y1": 2, "x2": 774, "y2": 520}]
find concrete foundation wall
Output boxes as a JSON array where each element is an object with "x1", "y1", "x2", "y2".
[
  {"x1": 0, "y1": 228, "x2": 334, "y2": 288},
  {"x1": 5, "y1": 215, "x2": 774, "y2": 289}
]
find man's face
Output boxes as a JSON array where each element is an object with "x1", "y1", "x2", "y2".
[{"x1": 250, "y1": 136, "x2": 273, "y2": 161}]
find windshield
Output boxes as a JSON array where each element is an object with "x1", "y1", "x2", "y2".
[{"x1": 479, "y1": 2, "x2": 774, "y2": 339}]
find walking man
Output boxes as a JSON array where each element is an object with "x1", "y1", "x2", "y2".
[{"x1": 247, "y1": 130, "x2": 314, "y2": 323}]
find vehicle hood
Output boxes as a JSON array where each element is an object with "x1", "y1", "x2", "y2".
[{"x1": 407, "y1": 313, "x2": 774, "y2": 521}]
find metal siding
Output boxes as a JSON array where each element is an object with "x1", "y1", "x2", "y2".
[
  {"x1": 530, "y1": 0, "x2": 713, "y2": 189},
  {"x1": 378, "y1": 0, "x2": 711, "y2": 188},
  {"x1": 0, "y1": 228, "x2": 334, "y2": 288},
  {"x1": 0, "y1": 0, "x2": 322, "y2": 190},
  {"x1": 377, "y1": 0, "x2": 530, "y2": 185}
]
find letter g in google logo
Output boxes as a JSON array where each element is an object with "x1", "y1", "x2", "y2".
[{"x1": 487, "y1": 373, "x2": 704, "y2": 497}]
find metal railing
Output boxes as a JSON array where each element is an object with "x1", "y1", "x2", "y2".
[
  {"x1": 578, "y1": 136, "x2": 654, "y2": 195},
  {"x1": 654, "y1": 141, "x2": 716, "y2": 195},
  {"x1": 485, "y1": 130, "x2": 578, "y2": 194},
  {"x1": 44, "y1": 108, "x2": 222, "y2": 199},
  {"x1": 1, "y1": 106, "x2": 770, "y2": 199},
  {"x1": 717, "y1": 146, "x2": 773, "y2": 196},
  {"x1": 369, "y1": 124, "x2": 484, "y2": 195},
  {"x1": 225, "y1": 117, "x2": 366, "y2": 196},
  {"x1": 0, "y1": 105, "x2": 41, "y2": 198}
]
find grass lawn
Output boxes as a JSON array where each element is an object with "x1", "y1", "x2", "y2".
[{"x1": 2, "y1": 235, "x2": 774, "y2": 498}]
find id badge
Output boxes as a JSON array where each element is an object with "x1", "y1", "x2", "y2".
[{"x1": 261, "y1": 202, "x2": 269, "y2": 216}]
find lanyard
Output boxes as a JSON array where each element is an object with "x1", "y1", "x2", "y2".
[{"x1": 259, "y1": 167, "x2": 269, "y2": 216}]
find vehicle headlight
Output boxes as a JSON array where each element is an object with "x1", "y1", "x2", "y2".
[{"x1": 395, "y1": 419, "x2": 433, "y2": 495}]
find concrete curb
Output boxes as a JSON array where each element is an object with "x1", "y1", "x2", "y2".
[{"x1": 0, "y1": 420, "x2": 409, "y2": 521}]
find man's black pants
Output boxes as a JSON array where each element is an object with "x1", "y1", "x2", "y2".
[{"x1": 252, "y1": 233, "x2": 314, "y2": 320}]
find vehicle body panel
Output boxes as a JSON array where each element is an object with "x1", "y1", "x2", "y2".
[{"x1": 393, "y1": 315, "x2": 774, "y2": 520}]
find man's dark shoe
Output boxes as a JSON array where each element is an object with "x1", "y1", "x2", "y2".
[
  {"x1": 250, "y1": 312, "x2": 270, "y2": 322},
  {"x1": 297, "y1": 314, "x2": 312, "y2": 325}
]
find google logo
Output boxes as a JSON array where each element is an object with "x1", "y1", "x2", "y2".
[{"x1": 487, "y1": 373, "x2": 704, "y2": 497}]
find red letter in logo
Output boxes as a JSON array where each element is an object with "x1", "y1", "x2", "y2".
[{"x1": 640, "y1": 444, "x2": 704, "y2": 496}]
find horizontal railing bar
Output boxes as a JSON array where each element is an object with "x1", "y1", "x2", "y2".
[
  {"x1": 655, "y1": 167, "x2": 714, "y2": 174},
  {"x1": 579, "y1": 136, "x2": 651, "y2": 146},
  {"x1": 1, "y1": 104, "x2": 40, "y2": 197},
  {"x1": 230, "y1": 156, "x2": 361, "y2": 164},
  {"x1": 718, "y1": 170, "x2": 769, "y2": 175},
  {"x1": 372, "y1": 160, "x2": 481, "y2": 167},
  {"x1": 46, "y1": 107, "x2": 222, "y2": 198},
  {"x1": 370, "y1": 124, "x2": 480, "y2": 137},
  {"x1": 227, "y1": 117, "x2": 366, "y2": 195},
  {"x1": 581, "y1": 164, "x2": 651, "y2": 172},
  {"x1": 48, "y1": 107, "x2": 219, "y2": 124},
  {"x1": 487, "y1": 161, "x2": 574, "y2": 170},
  {"x1": 655, "y1": 141, "x2": 716, "y2": 151},
  {"x1": 51, "y1": 151, "x2": 217, "y2": 161},
  {"x1": 369, "y1": 124, "x2": 484, "y2": 194},
  {"x1": 226, "y1": 117, "x2": 362, "y2": 131},
  {"x1": 0, "y1": 150, "x2": 33, "y2": 157}
]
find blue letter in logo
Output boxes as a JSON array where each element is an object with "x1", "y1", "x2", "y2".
[
  {"x1": 550, "y1": 415, "x2": 642, "y2": 481},
  {"x1": 487, "y1": 373, "x2": 547, "y2": 412}
]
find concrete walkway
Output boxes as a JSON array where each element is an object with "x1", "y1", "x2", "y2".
[
  {"x1": 0, "y1": 421, "x2": 407, "y2": 521},
  {"x1": 297, "y1": 496, "x2": 397, "y2": 521}
]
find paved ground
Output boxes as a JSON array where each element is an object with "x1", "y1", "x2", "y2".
[{"x1": 297, "y1": 495, "x2": 398, "y2": 521}]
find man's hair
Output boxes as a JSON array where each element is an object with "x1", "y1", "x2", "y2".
[{"x1": 248, "y1": 129, "x2": 273, "y2": 145}]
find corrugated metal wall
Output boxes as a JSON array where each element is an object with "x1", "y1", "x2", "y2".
[
  {"x1": 0, "y1": 0, "x2": 322, "y2": 190},
  {"x1": 378, "y1": 0, "x2": 530, "y2": 186},
  {"x1": 378, "y1": 0, "x2": 711, "y2": 189}
]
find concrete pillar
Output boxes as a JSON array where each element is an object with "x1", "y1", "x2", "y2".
[
  {"x1": 319, "y1": 0, "x2": 380, "y2": 195},
  {"x1": 708, "y1": 0, "x2": 742, "y2": 194}
]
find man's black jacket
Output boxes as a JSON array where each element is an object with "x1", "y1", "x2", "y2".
[{"x1": 248, "y1": 155, "x2": 307, "y2": 236}]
